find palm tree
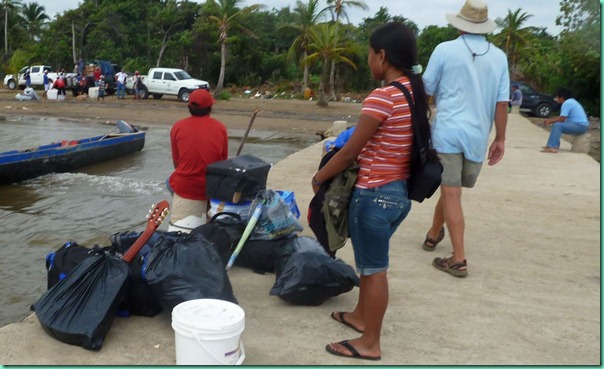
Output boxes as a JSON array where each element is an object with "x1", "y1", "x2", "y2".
[
  {"x1": 2, "y1": 0, "x2": 21, "y2": 54},
  {"x1": 324, "y1": 0, "x2": 367, "y2": 24},
  {"x1": 206, "y1": 0, "x2": 263, "y2": 95},
  {"x1": 495, "y1": 9, "x2": 534, "y2": 68},
  {"x1": 20, "y1": 2, "x2": 49, "y2": 41},
  {"x1": 323, "y1": 0, "x2": 367, "y2": 100},
  {"x1": 282, "y1": 0, "x2": 327, "y2": 91},
  {"x1": 304, "y1": 22, "x2": 356, "y2": 106}
]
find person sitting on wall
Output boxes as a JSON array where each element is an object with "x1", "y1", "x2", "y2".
[
  {"x1": 541, "y1": 87, "x2": 589, "y2": 153},
  {"x1": 166, "y1": 89, "x2": 228, "y2": 228}
]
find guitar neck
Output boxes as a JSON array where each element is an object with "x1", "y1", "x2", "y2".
[{"x1": 122, "y1": 228, "x2": 154, "y2": 264}]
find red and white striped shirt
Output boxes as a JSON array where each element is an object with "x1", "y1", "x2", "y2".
[{"x1": 355, "y1": 77, "x2": 414, "y2": 189}]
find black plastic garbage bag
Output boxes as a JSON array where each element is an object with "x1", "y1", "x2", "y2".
[
  {"x1": 44, "y1": 233, "x2": 164, "y2": 318},
  {"x1": 145, "y1": 231, "x2": 237, "y2": 311},
  {"x1": 235, "y1": 237, "x2": 291, "y2": 274},
  {"x1": 270, "y1": 236, "x2": 359, "y2": 306},
  {"x1": 33, "y1": 251, "x2": 129, "y2": 350}
]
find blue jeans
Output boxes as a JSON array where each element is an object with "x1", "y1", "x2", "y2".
[
  {"x1": 546, "y1": 122, "x2": 588, "y2": 149},
  {"x1": 348, "y1": 180, "x2": 411, "y2": 275},
  {"x1": 117, "y1": 82, "x2": 125, "y2": 98}
]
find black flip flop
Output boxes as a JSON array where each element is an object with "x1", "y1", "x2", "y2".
[
  {"x1": 325, "y1": 340, "x2": 381, "y2": 361},
  {"x1": 330, "y1": 312, "x2": 364, "y2": 333}
]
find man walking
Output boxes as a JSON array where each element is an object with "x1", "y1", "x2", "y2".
[
  {"x1": 420, "y1": 0, "x2": 509, "y2": 277},
  {"x1": 510, "y1": 84, "x2": 523, "y2": 114}
]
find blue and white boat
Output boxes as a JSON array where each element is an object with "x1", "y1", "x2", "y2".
[{"x1": 0, "y1": 120, "x2": 145, "y2": 185}]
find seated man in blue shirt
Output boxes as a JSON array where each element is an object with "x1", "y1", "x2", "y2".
[{"x1": 542, "y1": 87, "x2": 589, "y2": 153}]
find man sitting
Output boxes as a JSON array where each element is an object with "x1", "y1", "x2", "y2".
[{"x1": 542, "y1": 87, "x2": 589, "y2": 153}]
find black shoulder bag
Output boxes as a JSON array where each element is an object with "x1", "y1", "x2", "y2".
[{"x1": 389, "y1": 81, "x2": 443, "y2": 203}]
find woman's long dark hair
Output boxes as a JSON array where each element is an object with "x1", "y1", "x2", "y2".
[{"x1": 369, "y1": 22, "x2": 433, "y2": 150}]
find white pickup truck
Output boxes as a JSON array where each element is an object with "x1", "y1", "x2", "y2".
[
  {"x1": 126, "y1": 67, "x2": 210, "y2": 102},
  {"x1": 4, "y1": 65, "x2": 58, "y2": 90}
]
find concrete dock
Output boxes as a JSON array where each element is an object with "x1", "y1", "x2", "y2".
[{"x1": 0, "y1": 113, "x2": 600, "y2": 365}]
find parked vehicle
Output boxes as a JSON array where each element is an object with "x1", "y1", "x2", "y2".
[
  {"x1": 71, "y1": 60, "x2": 121, "y2": 96},
  {"x1": 0, "y1": 120, "x2": 145, "y2": 185},
  {"x1": 126, "y1": 67, "x2": 210, "y2": 102},
  {"x1": 4, "y1": 65, "x2": 59, "y2": 90},
  {"x1": 511, "y1": 80, "x2": 560, "y2": 118}
]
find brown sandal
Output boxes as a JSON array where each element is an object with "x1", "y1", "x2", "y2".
[{"x1": 422, "y1": 227, "x2": 445, "y2": 251}]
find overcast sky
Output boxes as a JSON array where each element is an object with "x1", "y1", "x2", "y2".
[{"x1": 37, "y1": 0, "x2": 564, "y2": 35}]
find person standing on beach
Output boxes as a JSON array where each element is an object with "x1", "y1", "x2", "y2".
[
  {"x1": 541, "y1": 87, "x2": 589, "y2": 153},
  {"x1": 313, "y1": 22, "x2": 429, "y2": 361},
  {"x1": 115, "y1": 68, "x2": 127, "y2": 99},
  {"x1": 420, "y1": 0, "x2": 509, "y2": 277},
  {"x1": 42, "y1": 70, "x2": 49, "y2": 97}
]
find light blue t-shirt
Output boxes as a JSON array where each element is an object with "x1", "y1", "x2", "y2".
[
  {"x1": 423, "y1": 34, "x2": 510, "y2": 163},
  {"x1": 560, "y1": 98, "x2": 588, "y2": 126}
]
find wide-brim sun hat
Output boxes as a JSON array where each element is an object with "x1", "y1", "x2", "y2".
[{"x1": 446, "y1": 0, "x2": 497, "y2": 34}]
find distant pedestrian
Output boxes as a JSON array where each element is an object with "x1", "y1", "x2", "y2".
[
  {"x1": 53, "y1": 75, "x2": 66, "y2": 98},
  {"x1": 94, "y1": 67, "x2": 101, "y2": 86},
  {"x1": 541, "y1": 87, "x2": 589, "y2": 153},
  {"x1": 115, "y1": 68, "x2": 127, "y2": 99},
  {"x1": 78, "y1": 58, "x2": 85, "y2": 75},
  {"x1": 510, "y1": 84, "x2": 523, "y2": 114},
  {"x1": 97, "y1": 75, "x2": 106, "y2": 102},
  {"x1": 133, "y1": 71, "x2": 144, "y2": 100},
  {"x1": 42, "y1": 70, "x2": 50, "y2": 97},
  {"x1": 24, "y1": 69, "x2": 31, "y2": 88}
]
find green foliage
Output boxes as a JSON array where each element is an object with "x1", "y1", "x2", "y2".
[
  {"x1": 416, "y1": 25, "x2": 458, "y2": 68},
  {"x1": 5, "y1": 47, "x2": 28, "y2": 74},
  {"x1": 214, "y1": 89, "x2": 231, "y2": 100},
  {"x1": 0, "y1": 0, "x2": 597, "y2": 115}
]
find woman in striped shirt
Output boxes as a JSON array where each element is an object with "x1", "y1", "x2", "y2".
[{"x1": 313, "y1": 22, "x2": 431, "y2": 361}]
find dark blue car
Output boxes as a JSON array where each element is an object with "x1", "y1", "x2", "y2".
[{"x1": 511, "y1": 80, "x2": 560, "y2": 118}]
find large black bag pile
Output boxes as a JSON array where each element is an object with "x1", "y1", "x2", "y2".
[
  {"x1": 44, "y1": 234, "x2": 163, "y2": 318},
  {"x1": 206, "y1": 154, "x2": 271, "y2": 202},
  {"x1": 270, "y1": 236, "x2": 359, "y2": 306},
  {"x1": 144, "y1": 231, "x2": 238, "y2": 311},
  {"x1": 34, "y1": 250, "x2": 129, "y2": 350}
]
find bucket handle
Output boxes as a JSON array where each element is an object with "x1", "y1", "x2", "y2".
[{"x1": 191, "y1": 332, "x2": 244, "y2": 365}]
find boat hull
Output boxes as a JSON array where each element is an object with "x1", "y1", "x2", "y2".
[{"x1": 0, "y1": 131, "x2": 145, "y2": 185}]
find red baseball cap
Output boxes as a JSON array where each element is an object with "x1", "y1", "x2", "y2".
[{"x1": 188, "y1": 89, "x2": 214, "y2": 108}]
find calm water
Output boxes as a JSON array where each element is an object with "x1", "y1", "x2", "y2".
[{"x1": 0, "y1": 116, "x2": 318, "y2": 326}]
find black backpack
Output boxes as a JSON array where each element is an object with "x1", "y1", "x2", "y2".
[{"x1": 190, "y1": 212, "x2": 245, "y2": 266}]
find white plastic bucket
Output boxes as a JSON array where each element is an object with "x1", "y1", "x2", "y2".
[
  {"x1": 172, "y1": 299, "x2": 245, "y2": 365},
  {"x1": 88, "y1": 87, "x2": 99, "y2": 99},
  {"x1": 167, "y1": 215, "x2": 206, "y2": 233},
  {"x1": 207, "y1": 199, "x2": 251, "y2": 222},
  {"x1": 47, "y1": 89, "x2": 58, "y2": 100}
]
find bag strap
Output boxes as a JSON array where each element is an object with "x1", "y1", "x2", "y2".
[
  {"x1": 389, "y1": 80, "x2": 426, "y2": 162},
  {"x1": 210, "y1": 211, "x2": 242, "y2": 223}
]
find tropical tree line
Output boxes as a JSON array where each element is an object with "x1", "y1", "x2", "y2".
[{"x1": 0, "y1": 0, "x2": 600, "y2": 114}]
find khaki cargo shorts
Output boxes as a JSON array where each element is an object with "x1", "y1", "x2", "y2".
[{"x1": 438, "y1": 153, "x2": 483, "y2": 188}]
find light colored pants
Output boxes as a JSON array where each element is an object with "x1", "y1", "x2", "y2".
[{"x1": 511, "y1": 105, "x2": 520, "y2": 114}]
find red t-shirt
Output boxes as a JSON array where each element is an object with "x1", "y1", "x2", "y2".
[{"x1": 169, "y1": 115, "x2": 228, "y2": 200}]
